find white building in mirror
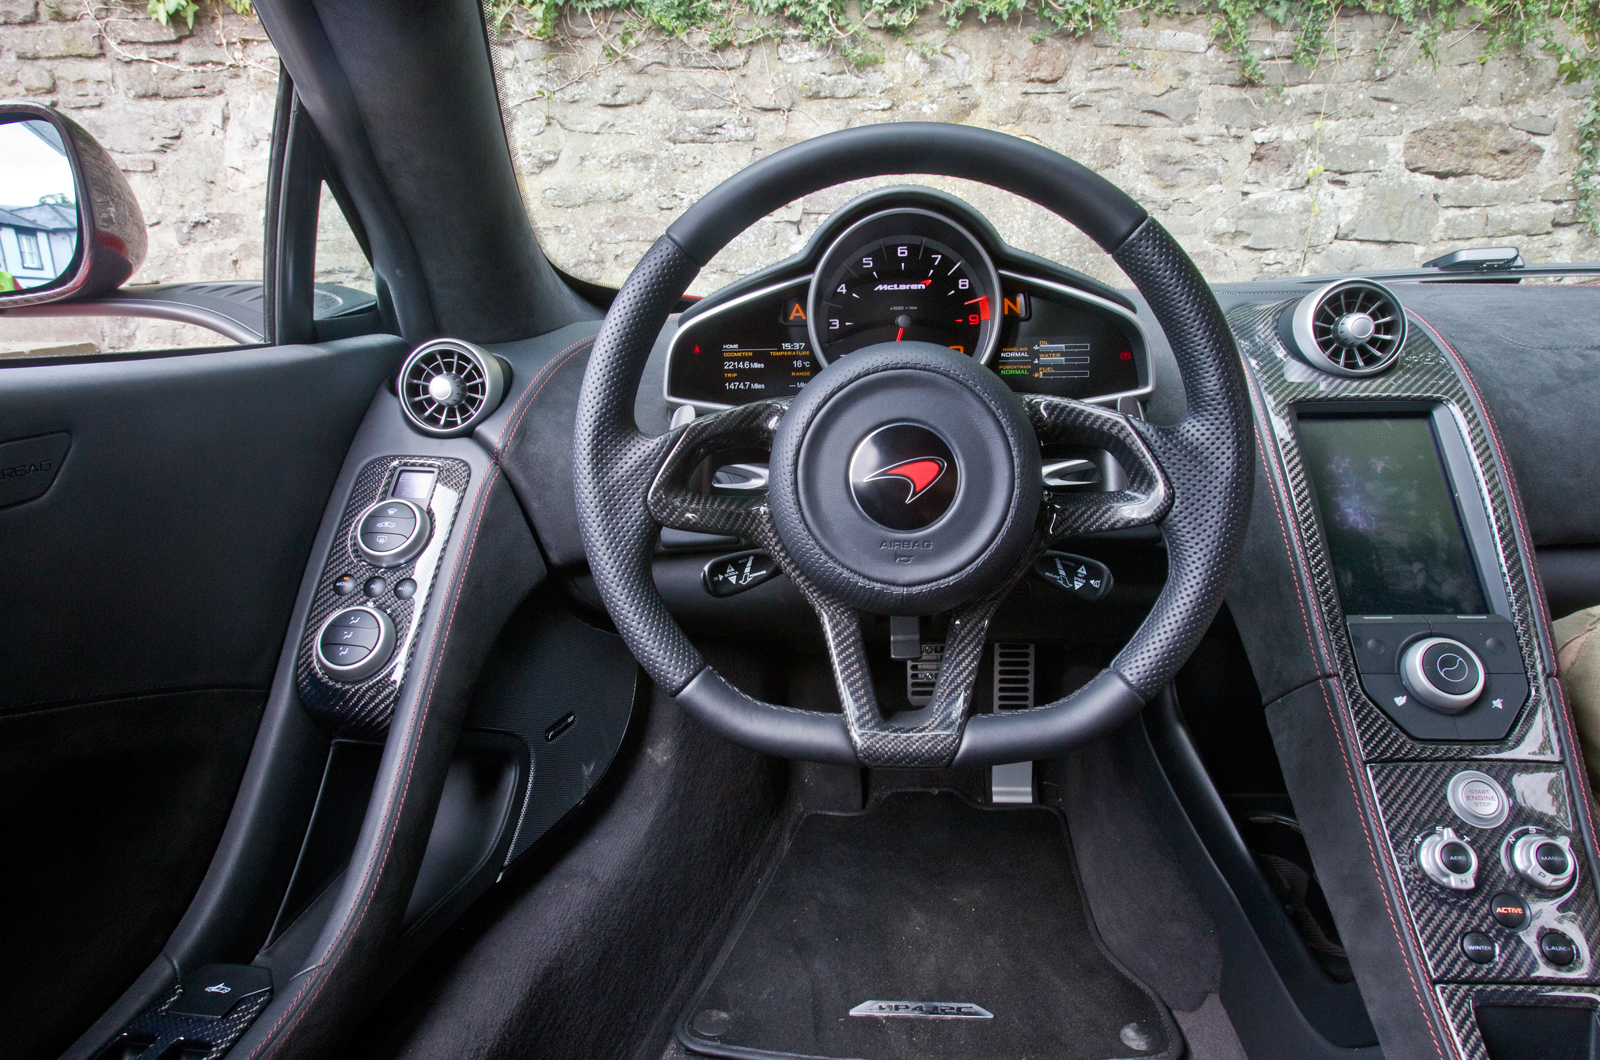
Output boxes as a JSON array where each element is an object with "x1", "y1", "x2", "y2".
[{"x1": 0, "y1": 201, "x2": 77, "y2": 290}]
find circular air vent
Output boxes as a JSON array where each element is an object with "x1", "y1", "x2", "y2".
[
  {"x1": 398, "y1": 339, "x2": 509, "y2": 437},
  {"x1": 1284, "y1": 278, "x2": 1407, "y2": 377}
]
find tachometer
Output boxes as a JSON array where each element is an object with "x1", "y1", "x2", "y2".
[{"x1": 806, "y1": 208, "x2": 1002, "y2": 365}]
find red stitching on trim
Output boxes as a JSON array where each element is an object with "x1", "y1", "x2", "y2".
[
  {"x1": 1243, "y1": 366, "x2": 1330, "y2": 671},
  {"x1": 1317, "y1": 678, "x2": 1451, "y2": 1060},
  {"x1": 1245, "y1": 358, "x2": 1448, "y2": 1055},
  {"x1": 245, "y1": 465, "x2": 505, "y2": 1060},
  {"x1": 1414, "y1": 310, "x2": 1600, "y2": 870},
  {"x1": 495, "y1": 337, "x2": 595, "y2": 460}
]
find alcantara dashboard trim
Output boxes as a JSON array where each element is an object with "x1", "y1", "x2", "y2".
[{"x1": 662, "y1": 270, "x2": 1155, "y2": 413}]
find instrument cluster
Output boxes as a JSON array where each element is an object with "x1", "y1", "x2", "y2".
[{"x1": 664, "y1": 188, "x2": 1151, "y2": 411}]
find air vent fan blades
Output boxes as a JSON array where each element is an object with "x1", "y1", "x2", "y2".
[
  {"x1": 398, "y1": 339, "x2": 509, "y2": 438},
  {"x1": 1284, "y1": 278, "x2": 1407, "y2": 377}
]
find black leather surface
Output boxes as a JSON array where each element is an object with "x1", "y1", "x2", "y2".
[
  {"x1": 1396, "y1": 283, "x2": 1600, "y2": 547},
  {"x1": 0, "y1": 334, "x2": 406, "y2": 712},
  {"x1": 1267, "y1": 679, "x2": 1455, "y2": 1060},
  {"x1": 676, "y1": 668, "x2": 855, "y2": 764}
]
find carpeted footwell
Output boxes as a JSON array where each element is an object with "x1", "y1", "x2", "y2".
[{"x1": 677, "y1": 790, "x2": 1179, "y2": 1060}]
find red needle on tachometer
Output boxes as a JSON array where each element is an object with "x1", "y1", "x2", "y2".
[{"x1": 896, "y1": 328, "x2": 904, "y2": 341}]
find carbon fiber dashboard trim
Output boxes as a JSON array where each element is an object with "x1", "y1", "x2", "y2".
[
  {"x1": 1230, "y1": 300, "x2": 1553, "y2": 762},
  {"x1": 116, "y1": 983, "x2": 272, "y2": 1060},
  {"x1": 1235, "y1": 296, "x2": 1600, "y2": 1057},
  {"x1": 295, "y1": 456, "x2": 470, "y2": 737},
  {"x1": 1370, "y1": 761, "x2": 1596, "y2": 983},
  {"x1": 1437, "y1": 983, "x2": 1600, "y2": 1060}
]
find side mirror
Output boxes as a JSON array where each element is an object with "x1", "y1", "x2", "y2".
[{"x1": 0, "y1": 100, "x2": 146, "y2": 307}]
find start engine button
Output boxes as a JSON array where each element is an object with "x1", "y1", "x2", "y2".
[{"x1": 1447, "y1": 770, "x2": 1509, "y2": 829}]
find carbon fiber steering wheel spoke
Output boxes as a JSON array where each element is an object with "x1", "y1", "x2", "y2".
[
  {"x1": 646, "y1": 399, "x2": 787, "y2": 539},
  {"x1": 796, "y1": 587, "x2": 1003, "y2": 768},
  {"x1": 1025, "y1": 395, "x2": 1173, "y2": 539}
]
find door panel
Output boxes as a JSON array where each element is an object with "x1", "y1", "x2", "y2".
[{"x1": 0, "y1": 333, "x2": 404, "y2": 1060}]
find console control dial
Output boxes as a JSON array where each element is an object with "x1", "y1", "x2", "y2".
[
  {"x1": 1400, "y1": 636, "x2": 1485, "y2": 714},
  {"x1": 316, "y1": 606, "x2": 397, "y2": 683},
  {"x1": 354, "y1": 498, "x2": 432, "y2": 568},
  {"x1": 1510, "y1": 831, "x2": 1576, "y2": 892},
  {"x1": 1418, "y1": 826, "x2": 1479, "y2": 890}
]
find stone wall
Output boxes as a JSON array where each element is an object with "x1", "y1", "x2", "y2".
[{"x1": 1, "y1": 2, "x2": 1595, "y2": 348}]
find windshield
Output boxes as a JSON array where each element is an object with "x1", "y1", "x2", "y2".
[{"x1": 493, "y1": 18, "x2": 1593, "y2": 295}]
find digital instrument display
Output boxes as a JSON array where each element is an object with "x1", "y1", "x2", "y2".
[
  {"x1": 992, "y1": 284, "x2": 1142, "y2": 399},
  {"x1": 667, "y1": 282, "x2": 819, "y2": 406},
  {"x1": 1296, "y1": 414, "x2": 1487, "y2": 616},
  {"x1": 808, "y1": 208, "x2": 1002, "y2": 364}
]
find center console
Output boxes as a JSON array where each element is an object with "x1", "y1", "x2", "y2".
[{"x1": 1227, "y1": 295, "x2": 1600, "y2": 1058}]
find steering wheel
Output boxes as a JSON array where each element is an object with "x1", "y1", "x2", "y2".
[{"x1": 574, "y1": 123, "x2": 1252, "y2": 768}]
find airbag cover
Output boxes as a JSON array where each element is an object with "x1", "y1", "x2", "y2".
[{"x1": 769, "y1": 343, "x2": 1039, "y2": 614}]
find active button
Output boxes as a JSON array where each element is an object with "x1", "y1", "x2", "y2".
[
  {"x1": 1461, "y1": 932, "x2": 1497, "y2": 964},
  {"x1": 1489, "y1": 892, "x2": 1529, "y2": 929}
]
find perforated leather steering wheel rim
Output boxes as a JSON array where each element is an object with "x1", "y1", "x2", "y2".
[{"x1": 574, "y1": 122, "x2": 1253, "y2": 768}]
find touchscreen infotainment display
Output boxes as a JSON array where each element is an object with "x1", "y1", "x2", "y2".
[{"x1": 1296, "y1": 413, "x2": 1487, "y2": 616}]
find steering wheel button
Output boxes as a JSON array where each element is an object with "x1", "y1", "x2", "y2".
[
  {"x1": 1490, "y1": 892, "x2": 1529, "y2": 929},
  {"x1": 1540, "y1": 931, "x2": 1579, "y2": 967},
  {"x1": 1460, "y1": 932, "x2": 1497, "y2": 964}
]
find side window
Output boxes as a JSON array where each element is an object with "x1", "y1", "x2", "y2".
[
  {"x1": 0, "y1": 38, "x2": 273, "y2": 361},
  {"x1": 315, "y1": 182, "x2": 374, "y2": 296}
]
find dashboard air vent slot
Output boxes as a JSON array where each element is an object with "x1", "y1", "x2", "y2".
[
  {"x1": 1283, "y1": 278, "x2": 1407, "y2": 377},
  {"x1": 398, "y1": 339, "x2": 509, "y2": 437}
]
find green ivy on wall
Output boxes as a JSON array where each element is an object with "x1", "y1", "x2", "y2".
[{"x1": 145, "y1": 0, "x2": 1600, "y2": 229}]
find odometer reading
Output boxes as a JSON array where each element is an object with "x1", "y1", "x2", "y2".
[{"x1": 807, "y1": 208, "x2": 1001, "y2": 365}]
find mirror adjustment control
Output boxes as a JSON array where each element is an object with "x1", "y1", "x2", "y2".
[
  {"x1": 354, "y1": 498, "x2": 431, "y2": 568},
  {"x1": 1510, "y1": 832, "x2": 1576, "y2": 892},
  {"x1": 1400, "y1": 636, "x2": 1485, "y2": 714},
  {"x1": 316, "y1": 606, "x2": 397, "y2": 683},
  {"x1": 1418, "y1": 826, "x2": 1479, "y2": 890}
]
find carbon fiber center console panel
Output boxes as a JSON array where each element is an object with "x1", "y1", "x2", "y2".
[{"x1": 1233, "y1": 298, "x2": 1600, "y2": 1058}]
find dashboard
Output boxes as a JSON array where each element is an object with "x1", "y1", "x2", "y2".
[{"x1": 663, "y1": 187, "x2": 1151, "y2": 411}]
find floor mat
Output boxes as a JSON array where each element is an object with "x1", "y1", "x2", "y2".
[{"x1": 677, "y1": 790, "x2": 1179, "y2": 1060}]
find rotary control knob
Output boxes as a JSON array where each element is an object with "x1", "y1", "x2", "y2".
[
  {"x1": 316, "y1": 606, "x2": 397, "y2": 683},
  {"x1": 1400, "y1": 636, "x2": 1485, "y2": 714},
  {"x1": 1418, "y1": 826, "x2": 1479, "y2": 890},
  {"x1": 1510, "y1": 832, "x2": 1577, "y2": 892},
  {"x1": 354, "y1": 498, "x2": 431, "y2": 568}
]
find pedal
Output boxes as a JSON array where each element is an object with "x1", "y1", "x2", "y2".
[
  {"x1": 906, "y1": 643, "x2": 944, "y2": 706},
  {"x1": 991, "y1": 643, "x2": 1036, "y2": 804}
]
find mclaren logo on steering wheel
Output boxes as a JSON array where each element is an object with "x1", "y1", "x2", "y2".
[
  {"x1": 864, "y1": 457, "x2": 948, "y2": 503},
  {"x1": 849, "y1": 423, "x2": 959, "y2": 532}
]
